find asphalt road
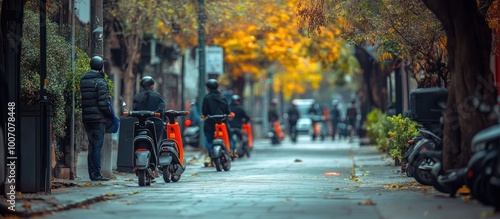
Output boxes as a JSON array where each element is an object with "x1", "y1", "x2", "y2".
[{"x1": 40, "y1": 135, "x2": 499, "y2": 219}]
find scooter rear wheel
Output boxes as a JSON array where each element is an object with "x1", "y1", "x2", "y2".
[
  {"x1": 162, "y1": 166, "x2": 172, "y2": 183},
  {"x1": 214, "y1": 158, "x2": 222, "y2": 172},
  {"x1": 412, "y1": 156, "x2": 434, "y2": 186},
  {"x1": 171, "y1": 174, "x2": 181, "y2": 182},
  {"x1": 138, "y1": 170, "x2": 147, "y2": 186},
  {"x1": 222, "y1": 156, "x2": 231, "y2": 171}
]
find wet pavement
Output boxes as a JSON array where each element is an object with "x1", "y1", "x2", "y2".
[{"x1": 1, "y1": 136, "x2": 499, "y2": 219}]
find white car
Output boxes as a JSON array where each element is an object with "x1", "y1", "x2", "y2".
[{"x1": 291, "y1": 99, "x2": 315, "y2": 135}]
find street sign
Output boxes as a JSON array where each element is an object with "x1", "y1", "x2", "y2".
[{"x1": 197, "y1": 46, "x2": 224, "y2": 75}]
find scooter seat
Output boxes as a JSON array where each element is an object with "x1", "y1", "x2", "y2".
[{"x1": 419, "y1": 150, "x2": 442, "y2": 160}]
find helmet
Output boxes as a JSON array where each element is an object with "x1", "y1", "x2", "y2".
[
  {"x1": 332, "y1": 99, "x2": 339, "y2": 106},
  {"x1": 271, "y1": 98, "x2": 278, "y2": 106},
  {"x1": 231, "y1": 95, "x2": 241, "y2": 104},
  {"x1": 90, "y1": 56, "x2": 104, "y2": 71},
  {"x1": 205, "y1": 79, "x2": 218, "y2": 90},
  {"x1": 140, "y1": 76, "x2": 155, "y2": 88}
]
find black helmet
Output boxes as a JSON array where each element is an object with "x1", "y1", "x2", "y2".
[
  {"x1": 140, "y1": 76, "x2": 155, "y2": 88},
  {"x1": 205, "y1": 79, "x2": 218, "y2": 90},
  {"x1": 90, "y1": 56, "x2": 104, "y2": 71},
  {"x1": 231, "y1": 95, "x2": 241, "y2": 104}
]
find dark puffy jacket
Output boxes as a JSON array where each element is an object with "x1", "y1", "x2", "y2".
[
  {"x1": 80, "y1": 70, "x2": 112, "y2": 123},
  {"x1": 229, "y1": 104, "x2": 250, "y2": 129},
  {"x1": 202, "y1": 90, "x2": 231, "y2": 133},
  {"x1": 133, "y1": 88, "x2": 166, "y2": 114}
]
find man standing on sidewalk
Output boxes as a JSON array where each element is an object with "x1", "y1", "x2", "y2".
[{"x1": 80, "y1": 56, "x2": 112, "y2": 181}]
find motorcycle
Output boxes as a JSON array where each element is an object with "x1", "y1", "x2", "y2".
[
  {"x1": 122, "y1": 110, "x2": 161, "y2": 187},
  {"x1": 157, "y1": 109, "x2": 189, "y2": 183},
  {"x1": 203, "y1": 113, "x2": 234, "y2": 172}
]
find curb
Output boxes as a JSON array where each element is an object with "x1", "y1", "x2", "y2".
[{"x1": 1, "y1": 194, "x2": 115, "y2": 218}]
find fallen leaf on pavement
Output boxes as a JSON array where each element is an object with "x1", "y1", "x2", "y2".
[
  {"x1": 191, "y1": 173, "x2": 199, "y2": 176},
  {"x1": 124, "y1": 178, "x2": 135, "y2": 182},
  {"x1": 80, "y1": 183, "x2": 93, "y2": 187},
  {"x1": 323, "y1": 172, "x2": 341, "y2": 176},
  {"x1": 130, "y1": 191, "x2": 140, "y2": 195},
  {"x1": 22, "y1": 202, "x2": 31, "y2": 210},
  {"x1": 294, "y1": 159, "x2": 302, "y2": 162},
  {"x1": 105, "y1": 193, "x2": 115, "y2": 197},
  {"x1": 358, "y1": 199, "x2": 376, "y2": 205}
]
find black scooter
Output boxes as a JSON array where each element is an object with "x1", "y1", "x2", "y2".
[
  {"x1": 407, "y1": 129, "x2": 442, "y2": 186},
  {"x1": 203, "y1": 114, "x2": 233, "y2": 172},
  {"x1": 123, "y1": 110, "x2": 161, "y2": 187},
  {"x1": 157, "y1": 109, "x2": 189, "y2": 183}
]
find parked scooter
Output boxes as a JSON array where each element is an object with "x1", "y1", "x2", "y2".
[
  {"x1": 157, "y1": 109, "x2": 189, "y2": 183},
  {"x1": 202, "y1": 113, "x2": 234, "y2": 171},
  {"x1": 183, "y1": 120, "x2": 200, "y2": 148},
  {"x1": 402, "y1": 130, "x2": 426, "y2": 177},
  {"x1": 123, "y1": 110, "x2": 161, "y2": 187},
  {"x1": 407, "y1": 128, "x2": 442, "y2": 185},
  {"x1": 463, "y1": 123, "x2": 500, "y2": 205},
  {"x1": 426, "y1": 104, "x2": 500, "y2": 199}
]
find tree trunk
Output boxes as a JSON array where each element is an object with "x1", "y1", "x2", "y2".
[
  {"x1": 122, "y1": 34, "x2": 141, "y2": 108},
  {"x1": 422, "y1": 0, "x2": 498, "y2": 170},
  {"x1": 354, "y1": 46, "x2": 388, "y2": 112}
]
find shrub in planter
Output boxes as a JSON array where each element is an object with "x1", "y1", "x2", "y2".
[
  {"x1": 366, "y1": 108, "x2": 383, "y2": 144},
  {"x1": 386, "y1": 114, "x2": 421, "y2": 162},
  {"x1": 367, "y1": 109, "x2": 391, "y2": 152}
]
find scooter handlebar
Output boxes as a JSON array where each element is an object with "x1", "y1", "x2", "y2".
[
  {"x1": 123, "y1": 110, "x2": 160, "y2": 117},
  {"x1": 164, "y1": 109, "x2": 189, "y2": 117}
]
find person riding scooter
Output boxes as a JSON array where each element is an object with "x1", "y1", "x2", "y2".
[
  {"x1": 202, "y1": 79, "x2": 232, "y2": 165},
  {"x1": 133, "y1": 76, "x2": 166, "y2": 143},
  {"x1": 228, "y1": 94, "x2": 252, "y2": 156}
]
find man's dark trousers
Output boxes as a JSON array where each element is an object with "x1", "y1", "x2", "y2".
[{"x1": 84, "y1": 122, "x2": 106, "y2": 178}]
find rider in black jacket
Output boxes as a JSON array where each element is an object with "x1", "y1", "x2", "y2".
[
  {"x1": 80, "y1": 56, "x2": 112, "y2": 181},
  {"x1": 202, "y1": 79, "x2": 231, "y2": 157},
  {"x1": 133, "y1": 76, "x2": 166, "y2": 143},
  {"x1": 228, "y1": 95, "x2": 251, "y2": 129}
]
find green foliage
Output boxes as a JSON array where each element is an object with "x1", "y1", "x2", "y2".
[
  {"x1": 386, "y1": 114, "x2": 421, "y2": 161},
  {"x1": 366, "y1": 108, "x2": 391, "y2": 152},
  {"x1": 366, "y1": 108, "x2": 383, "y2": 144},
  {"x1": 20, "y1": 9, "x2": 111, "y2": 157},
  {"x1": 21, "y1": 9, "x2": 70, "y2": 140}
]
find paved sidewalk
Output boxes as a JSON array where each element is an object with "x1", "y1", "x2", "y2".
[
  {"x1": 1, "y1": 139, "x2": 499, "y2": 218},
  {"x1": 0, "y1": 144, "x2": 208, "y2": 218}
]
